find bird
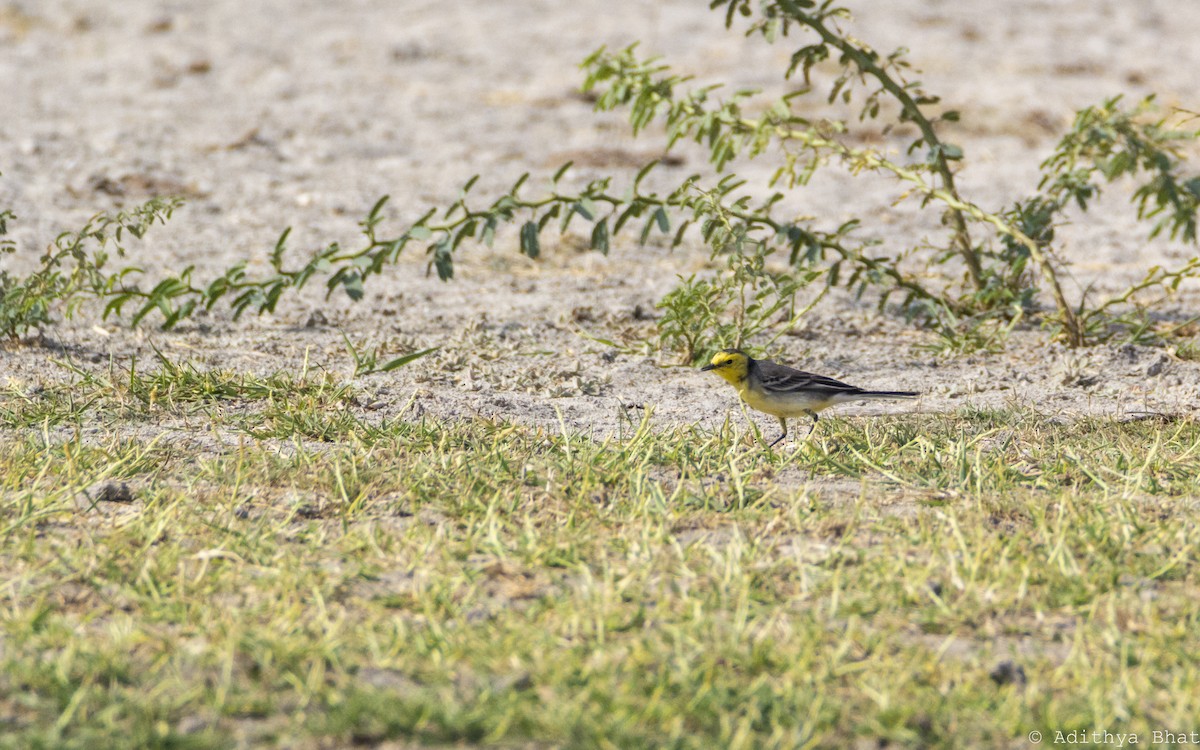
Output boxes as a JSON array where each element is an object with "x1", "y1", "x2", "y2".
[{"x1": 701, "y1": 348, "x2": 917, "y2": 447}]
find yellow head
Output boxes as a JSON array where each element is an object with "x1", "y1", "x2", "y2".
[{"x1": 701, "y1": 348, "x2": 751, "y2": 386}]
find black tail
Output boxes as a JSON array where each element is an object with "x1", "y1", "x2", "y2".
[{"x1": 859, "y1": 390, "x2": 918, "y2": 399}]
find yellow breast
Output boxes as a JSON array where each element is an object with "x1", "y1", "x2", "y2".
[{"x1": 736, "y1": 383, "x2": 834, "y2": 417}]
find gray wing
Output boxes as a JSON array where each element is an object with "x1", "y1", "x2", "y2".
[{"x1": 754, "y1": 360, "x2": 865, "y2": 397}]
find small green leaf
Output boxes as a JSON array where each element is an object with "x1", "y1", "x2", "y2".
[
  {"x1": 520, "y1": 221, "x2": 540, "y2": 258},
  {"x1": 342, "y1": 273, "x2": 364, "y2": 301},
  {"x1": 591, "y1": 219, "x2": 610, "y2": 255},
  {"x1": 928, "y1": 143, "x2": 964, "y2": 163},
  {"x1": 763, "y1": 18, "x2": 780, "y2": 43},
  {"x1": 365, "y1": 195, "x2": 390, "y2": 225},
  {"x1": 103, "y1": 294, "x2": 130, "y2": 320},
  {"x1": 553, "y1": 161, "x2": 574, "y2": 182},
  {"x1": 654, "y1": 207, "x2": 670, "y2": 233},
  {"x1": 379, "y1": 346, "x2": 440, "y2": 372},
  {"x1": 614, "y1": 204, "x2": 643, "y2": 235},
  {"x1": 639, "y1": 215, "x2": 655, "y2": 245},
  {"x1": 433, "y1": 238, "x2": 453, "y2": 280},
  {"x1": 634, "y1": 160, "x2": 660, "y2": 188},
  {"x1": 537, "y1": 205, "x2": 561, "y2": 232},
  {"x1": 672, "y1": 219, "x2": 690, "y2": 248}
]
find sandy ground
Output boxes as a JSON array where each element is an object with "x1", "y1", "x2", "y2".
[{"x1": 4, "y1": 0, "x2": 1200, "y2": 441}]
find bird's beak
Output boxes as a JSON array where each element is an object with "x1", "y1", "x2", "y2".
[{"x1": 700, "y1": 363, "x2": 715, "y2": 371}]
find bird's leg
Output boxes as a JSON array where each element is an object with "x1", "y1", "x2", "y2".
[
  {"x1": 803, "y1": 410, "x2": 819, "y2": 439},
  {"x1": 768, "y1": 417, "x2": 788, "y2": 447}
]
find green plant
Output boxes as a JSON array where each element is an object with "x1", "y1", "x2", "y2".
[
  {"x1": 655, "y1": 186, "x2": 826, "y2": 364},
  {"x1": 5, "y1": 3, "x2": 1200, "y2": 356},
  {"x1": 340, "y1": 331, "x2": 438, "y2": 377},
  {"x1": 0, "y1": 197, "x2": 181, "y2": 339},
  {"x1": 917, "y1": 305, "x2": 1025, "y2": 357},
  {"x1": 575, "y1": 6, "x2": 1200, "y2": 348},
  {"x1": 1021, "y1": 97, "x2": 1200, "y2": 343}
]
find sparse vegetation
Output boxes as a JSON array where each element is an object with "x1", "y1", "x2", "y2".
[
  {"x1": 3, "y1": 367, "x2": 1200, "y2": 748},
  {"x1": 4, "y1": 1, "x2": 1200, "y2": 748},
  {"x1": 4, "y1": 4, "x2": 1200, "y2": 357},
  {"x1": 0, "y1": 196, "x2": 182, "y2": 339}
]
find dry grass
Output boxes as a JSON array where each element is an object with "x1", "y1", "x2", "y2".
[{"x1": 2, "y1": 356, "x2": 1199, "y2": 748}]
